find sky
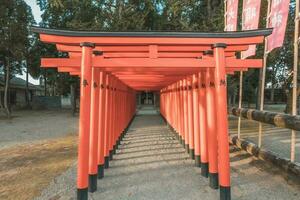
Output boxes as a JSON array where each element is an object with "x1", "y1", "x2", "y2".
[{"x1": 16, "y1": 0, "x2": 43, "y2": 85}]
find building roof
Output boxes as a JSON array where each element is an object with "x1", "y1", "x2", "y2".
[{"x1": 0, "y1": 75, "x2": 43, "y2": 91}]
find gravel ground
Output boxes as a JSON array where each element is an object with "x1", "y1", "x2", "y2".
[
  {"x1": 36, "y1": 114, "x2": 300, "y2": 200},
  {"x1": 0, "y1": 109, "x2": 78, "y2": 150}
]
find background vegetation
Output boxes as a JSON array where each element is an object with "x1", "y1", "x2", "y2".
[{"x1": 0, "y1": 0, "x2": 298, "y2": 115}]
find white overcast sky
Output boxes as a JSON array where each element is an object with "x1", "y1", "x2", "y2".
[{"x1": 16, "y1": 0, "x2": 43, "y2": 85}]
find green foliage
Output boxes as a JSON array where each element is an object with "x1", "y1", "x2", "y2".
[
  {"x1": 35, "y1": 0, "x2": 224, "y2": 96},
  {"x1": 0, "y1": 0, "x2": 36, "y2": 76}
]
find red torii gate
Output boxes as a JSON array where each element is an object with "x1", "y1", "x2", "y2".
[{"x1": 32, "y1": 26, "x2": 272, "y2": 200}]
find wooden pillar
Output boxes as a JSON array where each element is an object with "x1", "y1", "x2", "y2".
[
  {"x1": 199, "y1": 71, "x2": 209, "y2": 178},
  {"x1": 179, "y1": 80, "x2": 184, "y2": 145},
  {"x1": 213, "y1": 43, "x2": 231, "y2": 200},
  {"x1": 177, "y1": 82, "x2": 182, "y2": 141},
  {"x1": 77, "y1": 42, "x2": 94, "y2": 200},
  {"x1": 187, "y1": 76, "x2": 195, "y2": 159},
  {"x1": 183, "y1": 79, "x2": 189, "y2": 151},
  {"x1": 97, "y1": 72, "x2": 106, "y2": 179},
  {"x1": 192, "y1": 74, "x2": 201, "y2": 166},
  {"x1": 88, "y1": 67, "x2": 100, "y2": 192},
  {"x1": 206, "y1": 69, "x2": 219, "y2": 189},
  {"x1": 109, "y1": 77, "x2": 115, "y2": 160},
  {"x1": 104, "y1": 74, "x2": 111, "y2": 168}
]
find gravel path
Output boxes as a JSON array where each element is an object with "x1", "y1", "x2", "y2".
[
  {"x1": 0, "y1": 109, "x2": 78, "y2": 150},
  {"x1": 36, "y1": 113, "x2": 300, "y2": 200}
]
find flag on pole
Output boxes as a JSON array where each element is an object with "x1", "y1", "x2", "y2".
[
  {"x1": 267, "y1": 0, "x2": 290, "y2": 52},
  {"x1": 241, "y1": 0, "x2": 262, "y2": 58},
  {"x1": 225, "y1": 0, "x2": 239, "y2": 31}
]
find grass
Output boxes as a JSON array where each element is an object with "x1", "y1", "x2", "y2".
[{"x1": 0, "y1": 134, "x2": 77, "y2": 200}]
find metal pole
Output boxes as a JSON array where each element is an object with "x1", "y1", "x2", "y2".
[
  {"x1": 237, "y1": 71, "x2": 243, "y2": 139},
  {"x1": 291, "y1": 0, "x2": 299, "y2": 162},
  {"x1": 258, "y1": 0, "x2": 271, "y2": 148}
]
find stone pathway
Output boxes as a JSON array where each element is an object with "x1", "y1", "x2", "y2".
[{"x1": 37, "y1": 111, "x2": 300, "y2": 200}]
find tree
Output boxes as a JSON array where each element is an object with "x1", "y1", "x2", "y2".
[
  {"x1": 34, "y1": 0, "x2": 225, "y2": 115},
  {"x1": 0, "y1": 0, "x2": 35, "y2": 117}
]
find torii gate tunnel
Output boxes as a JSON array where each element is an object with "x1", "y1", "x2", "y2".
[{"x1": 32, "y1": 27, "x2": 272, "y2": 200}]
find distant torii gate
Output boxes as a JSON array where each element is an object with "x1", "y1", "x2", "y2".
[{"x1": 32, "y1": 26, "x2": 272, "y2": 200}]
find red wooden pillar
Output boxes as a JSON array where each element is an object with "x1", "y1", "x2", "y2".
[
  {"x1": 179, "y1": 80, "x2": 185, "y2": 146},
  {"x1": 206, "y1": 68, "x2": 219, "y2": 189},
  {"x1": 77, "y1": 42, "x2": 94, "y2": 200},
  {"x1": 187, "y1": 76, "x2": 194, "y2": 159},
  {"x1": 115, "y1": 81, "x2": 121, "y2": 148},
  {"x1": 97, "y1": 72, "x2": 106, "y2": 179},
  {"x1": 104, "y1": 74, "x2": 111, "y2": 168},
  {"x1": 176, "y1": 82, "x2": 181, "y2": 140},
  {"x1": 111, "y1": 79, "x2": 117, "y2": 156},
  {"x1": 166, "y1": 87, "x2": 169, "y2": 124},
  {"x1": 198, "y1": 71, "x2": 209, "y2": 178},
  {"x1": 213, "y1": 43, "x2": 231, "y2": 200},
  {"x1": 88, "y1": 67, "x2": 100, "y2": 192},
  {"x1": 183, "y1": 79, "x2": 189, "y2": 151},
  {"x1": 192, "y1": 74, "x2": 201, "y2": 166},
  {"x1": 109, "y1": 77, "x2": 115, "y2": 160},
  {"x1": 171, "y1": 84, "x2": 176, "y2": 129}
]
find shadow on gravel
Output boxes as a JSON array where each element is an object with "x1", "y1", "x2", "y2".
[
  {"x1": 118, "y1": 141, "x2": 179, "y2": 149},
  {"x1": 117, "y1": 146, "x2": 183, "y2": 155},
  {"x1": 114, "y1": 151, "x2": 187, "y2": 161}
]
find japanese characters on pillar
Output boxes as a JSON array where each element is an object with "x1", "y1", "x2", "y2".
[
  {"x1": 34, "y1": 26, "x2": 271, "y2": 200},
  {"x1": 267, "y1": 0, "x2": 290, "y2": 52},
  {"x1": 213, "y1": 43, "x2": 231, "y2": 200},
  {"x1": 205, "y1": 69, "x2": 219, "y2": 190},
  {"x1": 225, "y1": 0, "x2": 239, "y2": 31},
  {"x1": 88, "y1": 67, "x2": 100, "y2": 192},
  {"x1": 241, "y1": 0, "x2": 261, "y2": 58},
  {"x1": 97, "y1": 72, "x2": 106, "y2": 179},
  {"x1": 199, "y1": 72, "x2": 209, "y2": 178},
  {"x1": 77, "y1": 42, "x2": 94, "y2": 200}
]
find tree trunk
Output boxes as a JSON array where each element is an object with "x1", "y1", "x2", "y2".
[
  {"x1": 285, "y1": 87, "x2": 300, "y2": 114},
  {"x1": 44, "y1": 69, "x2": 47, "y2": 96},
  {"x1": 70, "y1": 83, "x2": 77, "y2": 116},
  {"x1": 233, "y1": 89, "x2": 237, "y2": 107},
  {"x1": 4, "y1": 58, "x2": 11, "y2": 118},
  {"x1": 25, "y1": 60, "x2": 30, "y2": 108},
  {"x1": 0, "y1": 91, "x2": 3, "y2": 109},
  {"x1": 256, "y1": 69, "x2": 263, "y2": 109},
  {"x1": 207, "y1": 0, "x2": 212, "y2": 17},
  {"x1": 270, "y1": 82, "x2": 275, "y2": 103}
]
